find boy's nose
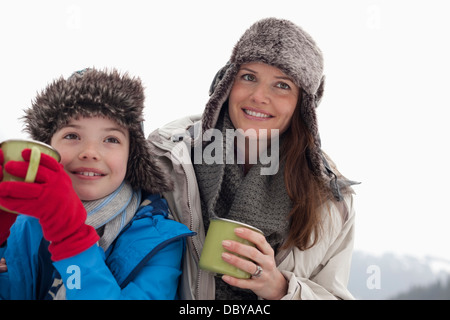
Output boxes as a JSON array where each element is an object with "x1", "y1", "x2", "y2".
[{"x1": 79, "y1": 143, "x2": 101, "y2": 160}]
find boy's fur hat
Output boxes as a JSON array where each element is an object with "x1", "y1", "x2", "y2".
[{"x1": 23, "y1": 68, "x2": 172, "y2": 193}]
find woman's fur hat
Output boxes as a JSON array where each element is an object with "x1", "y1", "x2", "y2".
[
  {"x1": 23, "y1": 68, "x2": 172, "y2": 194},
  {"x1": 206, "y1": 18, "x2": 325, "y2": 134},
  {"x1": 205, "y1": 18, "x2": 353, "y2": 199}
]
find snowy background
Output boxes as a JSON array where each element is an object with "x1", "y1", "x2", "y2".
[{"x1": 1, "y1": 0, "x2": 450, "y2": 298}]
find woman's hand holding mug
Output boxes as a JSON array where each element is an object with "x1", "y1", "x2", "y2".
[{"x1": 220, "y1": 227, "x2": 288, "y2": 300}]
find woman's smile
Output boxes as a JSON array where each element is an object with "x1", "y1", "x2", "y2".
[{"x1": 242, "y1": 107, "x2": 274, "y2": 120}]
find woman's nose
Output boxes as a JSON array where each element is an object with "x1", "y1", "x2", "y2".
[{"x1": 250, "y1": 84, "x2": 270, "y2": 104}]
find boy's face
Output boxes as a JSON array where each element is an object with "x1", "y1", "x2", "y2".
[{"x1": 50, "y1": 116, "x2": 130, "y2": 201}]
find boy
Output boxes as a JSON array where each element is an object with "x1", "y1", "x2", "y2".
[{"x1": 0, "y1": 68, "x2": 194, "y2": 299}]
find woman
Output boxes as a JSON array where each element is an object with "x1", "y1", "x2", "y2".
[{"x1": 148, "y1": 18, "x2": 358, "y2": 300}]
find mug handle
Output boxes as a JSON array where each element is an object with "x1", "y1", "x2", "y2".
[{"x1": 24, "y1": 146, "x2": 41, "y2": 183}]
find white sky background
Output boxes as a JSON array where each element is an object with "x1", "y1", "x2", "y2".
[{"x1": 1, "y1": 0, "x2": 449, "y2": 260}]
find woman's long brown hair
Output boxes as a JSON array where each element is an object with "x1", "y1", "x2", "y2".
[{"x1": 281, "y1": 101, "x2": 328, "y2": 250}]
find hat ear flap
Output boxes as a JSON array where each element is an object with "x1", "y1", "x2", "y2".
[
  {"x1": 300, "y1": 91, "x2": 319, "y2": 145},
  {"x1": 299, "y1": 86, "x2": 323, "y2": 180},
  {"x1": 209, "y1": 62, "x2": 233, "y2": 96},
  {"x1": 299, "y1": 74, "x2": 325, "y2": 148},
  {"x1": 314, "y1": 75, "x2": 325, "y2": 106},
  {"x1": 202, "y1": 63, "x2": 238, "y2": 137}
]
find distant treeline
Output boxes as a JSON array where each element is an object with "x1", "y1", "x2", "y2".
[{"x1": 390, "y1": 276, "x2": 450, "y2": 300}]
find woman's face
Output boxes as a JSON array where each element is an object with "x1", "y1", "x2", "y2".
[{"x1": 228, "y1": 62, "x2": 300, "y2": 139}]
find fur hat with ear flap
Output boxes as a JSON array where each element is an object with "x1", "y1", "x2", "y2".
[
  {"x1": 205, "y1": 17, "x2": 354, "y2": 200},
  {"x1": 22, "y1": 67, "x2": 172, "y2": 194}
]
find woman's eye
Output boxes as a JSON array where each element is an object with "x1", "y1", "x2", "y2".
[
  {"x1": 105, "y1": 137, "x2": 120, "y2": 144},
  {"x1": 63, "y1": 133, "x2": 79, "y2": 140},
  {"x1": 242, "y1": 74, "x2": 256, "y2": 81},
  {"x1": 276, "y1": 82, "x2": 291, "y2": 90}
]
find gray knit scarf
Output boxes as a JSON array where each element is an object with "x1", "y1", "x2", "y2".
[
  {"x1": 84, "y1": 181, "x2": 140, "y2": 250},
  {"x1": 194, "y1": 109, "x2": 292, "y2": 300},
  {"x1": 50, "y1": 182, "x2": 140, "y2": 299}
]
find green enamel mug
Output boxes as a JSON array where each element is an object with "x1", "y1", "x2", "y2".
[
  {"x1": 0, "y1": 139, "x2": 60, "y2": 214},
  {"x1": 199, "y1": 218, "x2": 264, "y2": 279}
]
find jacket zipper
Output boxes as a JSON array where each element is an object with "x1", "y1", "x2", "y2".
[
  {"x1": 119, "y1": 231, "x2": 195, "y2": 289},
  {"x1": 181, "y1": 158, "x2": 203, "y2": 298}
]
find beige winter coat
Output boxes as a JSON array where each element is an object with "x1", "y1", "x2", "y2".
[{"x1": 147, "y1": 115, "x2": 356, "y2": 300}]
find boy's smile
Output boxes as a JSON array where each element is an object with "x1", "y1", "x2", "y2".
[
  {"x1": 50, "y1": 116, "x2": 130, "y2": 201},
  {"x1": 71, "y1": 167, "x2": 106, "y2": 179}
]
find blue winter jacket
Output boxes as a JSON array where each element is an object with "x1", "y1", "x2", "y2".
[{"x1": 0, "y1": 193, "x2": 194, "y2": 300}]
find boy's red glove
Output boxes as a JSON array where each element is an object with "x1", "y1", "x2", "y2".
[
  {"x1": 0, "y1": 149, "x2": 18, "y2": 246},
  {"x1": 0, "y1": 149, "x2": 99, "y2": 261}
]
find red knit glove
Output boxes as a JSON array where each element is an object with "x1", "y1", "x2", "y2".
[
  {"x1": 0, "y1": 149, "x2": 99, "y2": 260},
  {"x1": 0, "y1": 149, "x2": 18, "y2": 246}
]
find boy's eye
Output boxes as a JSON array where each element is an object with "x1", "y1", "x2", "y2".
[
  {"x1": 105, "y1": 137, "x2": 120, "y2": 144},
  {"x1": 63, "y1": 133, "x2": 79, "y2": 140}
]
